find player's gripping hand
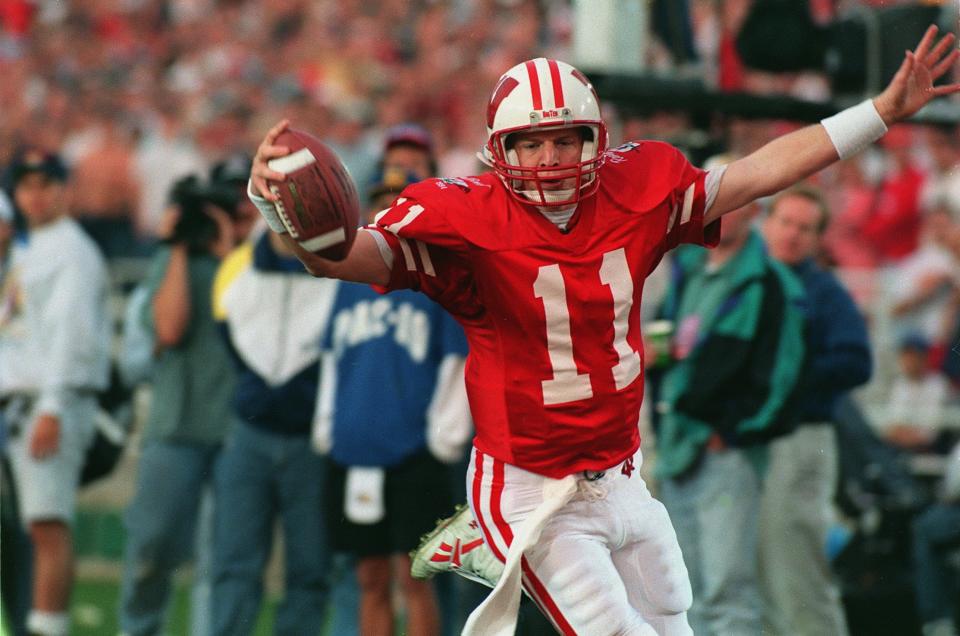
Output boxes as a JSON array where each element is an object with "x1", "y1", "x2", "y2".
[
  {"x1": 874, "y1": 25, "x2": 960, "y2": 125},
  {"x1": 246, "y1": 120, "x2": 387, "y2": 284},
  {"x1": 251, "y1": 119, "x2": 292, "y2": 203}
]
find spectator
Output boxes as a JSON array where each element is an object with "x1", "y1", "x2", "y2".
[
  {"x1": 324, "y1": 102, "x2": 379, "y2": 208},
  {"x1": 824, "y1": 157, "x2": 883, "y2": 270},
  {"x1": 0, "y1": 148, "x2": 111, "y2": 636},
  {"x1": 890, "y1": 207, "x2": 958, "y2": 347},
  {"x1": 920, "y1": 124, "x2": 960, "y2": 220},
  {"x1": 68, "y1": 113, "x2": 143, "y2": 258},
  {"x1": 209, "y1": 222, "x2": 337, "y2": 636},
  {"x1": 863, "y1": 125, "x2": 926, "y2": 264},
  {"x1": 312, "y1": 166, "x2": 471, "y2": 636},
  {"x1": 117, "y1": 175, "x2": 239, "y2": 636},
  {"x1": 134, "y1": 99, "x2": 207, "y2": 242},
  {"x1": 381, "y1": 123, "x2": 438, "y2": 180},
  {"x1": 912, "y1": 441, "x2": 960, "y2": 636},
  {"x1": 760, "y1": 186, "x2": 872, "y2": 636},
  {"x1": 881, "y1": 333, "x2": 951, "y2": 451},
  {"x1": 654, "y1": 194, "x2": 806, "y2": 636}
]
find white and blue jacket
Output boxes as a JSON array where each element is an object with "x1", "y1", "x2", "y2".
[
  {"x1": 213, "y1": 231, "x2": 337, "y2": 435},
  {"x1": 313, "y1": 282, "x2": 471, "y2": 467}
]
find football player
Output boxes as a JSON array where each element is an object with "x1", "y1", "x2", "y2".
[{"x1": 249, "y1": 26, "x2": 960, "y2": 636}]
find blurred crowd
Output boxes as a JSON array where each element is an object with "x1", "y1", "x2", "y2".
[
  {"x1": 2, "y1": 1, "x2": 960, "y2": 635},
  {"x1": 0, "y1": 0, "x2": 580, "y2": 252}
]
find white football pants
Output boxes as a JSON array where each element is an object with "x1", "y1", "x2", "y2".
[{"x1": 467, "y1": 448, "x2": 693, "y2": 636}]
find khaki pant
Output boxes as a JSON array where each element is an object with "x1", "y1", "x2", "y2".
[{"x1": 759, "y1": 424, "x2": 848, "y2": 636}]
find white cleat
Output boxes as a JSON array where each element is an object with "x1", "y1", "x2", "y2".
[{"x1": 410, "y1": 504, "x2": 505, "y2": 589}]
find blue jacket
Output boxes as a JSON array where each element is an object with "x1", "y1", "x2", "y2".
[
  {"x1": 790, "y1": 258, "x2": 872, "y2": 422},
  {"x1": 315, "y1": 283, "x2": 470, "y2": 467}
]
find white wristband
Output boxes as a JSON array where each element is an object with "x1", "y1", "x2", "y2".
[
  {"x1": 246, "y1": 179, "x2": 287, "y2": 234},
  {"x1": 820, "y1": 100, "x2": 888, "y2": 160}
]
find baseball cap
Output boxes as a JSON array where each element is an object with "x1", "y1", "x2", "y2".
[
  {"x1": 368, "y1": 165, "x2": 420, "y2": 201},
  {"x1": 384, "y1": 124, "x2": 434, "y2": 155},
  {"x1": 210, "y1": 153, "x2": 252, "y2": 186},
  {"x1": 8, "y1": 147, "x2": 68, "y2": 187}
]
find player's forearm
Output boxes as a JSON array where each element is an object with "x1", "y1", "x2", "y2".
[
  {"x1": 707, "y1": 124, "x2": 837, "y2": 222},
  {"x1": 280, "y1": 230, "x2": 391, "y2": 286},
  {"x1": 248, "y1": 178, "x2": 390, "y2": 285},
  {"x1": 708, "y1": 97, "x2": 893, "y2": 223}
]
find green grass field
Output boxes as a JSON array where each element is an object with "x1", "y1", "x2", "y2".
[{"x1": 69, "y1": 578, "x2": 277, "y2": 636}]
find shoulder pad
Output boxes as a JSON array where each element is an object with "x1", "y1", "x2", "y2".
[
  {"x1": 599, "y1": 140, "x2": 693, "y2": 212},
  {"x1": 394, "y1": 173, "x2": 521, "y2": 249}
]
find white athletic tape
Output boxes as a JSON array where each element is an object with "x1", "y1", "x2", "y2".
[
  {"x1": 247, "y1": 180, "x2": 287, "y2": 234},
  {"x1": 299, "y1": 227, "x2": 347, "y2": 252},
  {"x1": 820, "y1": 100, "x2": 888, "y2": 160},
  {"x1": 267, "y1": 147, "x2": 317, "y2": 174}
]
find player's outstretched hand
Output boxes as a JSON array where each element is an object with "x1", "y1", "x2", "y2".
[
  {"x1": 874, "y1": 25, "x2": 960, "y2": 125},
  {"x1": 251, "y1": 119, "x2": 292, "y2": 202}
]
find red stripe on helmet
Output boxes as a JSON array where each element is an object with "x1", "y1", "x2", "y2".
[
  {"x1": 487, "y1": 76, "x2": 520, "y2": 129},
  {"x1": 547, "y1": 59, "x2": 564, "y2": 108},
  {"x1": 525, "y1": 60, "x2": 543, "y2": 111},
  {"x1": 570, "y1": 67, "x2": 600, "y2": 103}
]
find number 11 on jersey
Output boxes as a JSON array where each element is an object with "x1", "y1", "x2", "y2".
[{"x1": 533, "y1": 248, "x2": 642, "y2": 406}]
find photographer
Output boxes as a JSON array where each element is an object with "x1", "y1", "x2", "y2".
[{"x1": 118, "y1": 174, "x2": 241, "y2": 636}]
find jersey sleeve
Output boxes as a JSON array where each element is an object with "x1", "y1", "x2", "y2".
[
  {"x1": 661, "y1": 148, "x2": 722, "y2": 252},
  {"x1": 366, "y1": 189, "x2": 481, "y2": 320}
]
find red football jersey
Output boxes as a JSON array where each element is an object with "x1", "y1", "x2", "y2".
[{"x1": 368, "y1": 141, "x2": 720, "y2": 478}]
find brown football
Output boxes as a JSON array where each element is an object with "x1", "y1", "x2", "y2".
[{"x1": 266, "y1": 129, "x2": 359, "y2": 261}]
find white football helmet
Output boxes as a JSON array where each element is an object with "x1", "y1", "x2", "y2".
[{"x1": 482, "y1": 58, "x2": 608, "y2": 207}]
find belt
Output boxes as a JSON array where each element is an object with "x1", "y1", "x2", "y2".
[{"x1": 581, "y1": 453, "x2": 639, "y2": 481}]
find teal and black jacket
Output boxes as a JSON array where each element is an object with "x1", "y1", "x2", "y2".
[{"x1": 652, "y1": 231, "x2": 806, "y2": 480}]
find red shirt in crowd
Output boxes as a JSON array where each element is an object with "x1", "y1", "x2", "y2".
[{"x1": 862, "y1": 165, "x2": 926, "y2": 263}]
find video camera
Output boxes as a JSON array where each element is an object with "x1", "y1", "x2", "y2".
[{"x1": 166, "y1": 174, "x2": 240, "y2": 253}]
